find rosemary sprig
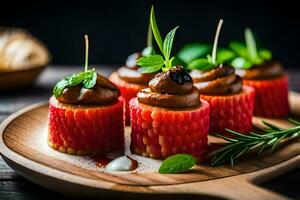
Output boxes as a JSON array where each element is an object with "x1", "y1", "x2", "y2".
[{"x1": 208, "y1": 119, "x2": 300, "y2": 166}]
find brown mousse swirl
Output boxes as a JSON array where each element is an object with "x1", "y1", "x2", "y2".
[
  {"x1": 235, "y1": 61, "x2": 283, "y2": 80},
  {"x1": 191, "y1": 65, "x2": 242, "y2": 95},
  {"x1": 57, "y1": 74, "x2": 120, "y2": 105},
  {"x1": 137, "y1": 66, "x2": 200, "y2": 108},
  {"x1": 117, "y1": 53, "x2": 155, "y2": 84}
]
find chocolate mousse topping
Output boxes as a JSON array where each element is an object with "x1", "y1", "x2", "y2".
[
  {"x1": 191, "y1": 65, "x2": 242, "y2": 95},
  {"x1": 125, "y1": 52, "x2": 141, "y2": 70},
  {"x1": 138, "y1": 66, "x2": 201, "y2": 108},
  {"x1": 117, "y1": 67, "x2": 155, "y2": 84},
  {"x1": 235, "y1": 61, "x2": 283, "y2": 80},
  {"x1": 57, "y1": 74, "x2": 120, "y2": 105},
  {"x1": 118, "y1": 52, "x2": 156, "y2": 84}
]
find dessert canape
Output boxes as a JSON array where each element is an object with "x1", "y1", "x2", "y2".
[
  {"x1": 48, "y1": 35, "x2": 124, "y2": 155},
  {"x1": 218, "y1": 28, "x2": 289, "y2": 118},
  {"x1": 177, "y1": 43, "x2": 211, "y2": 66},
  {"x1": 129, "y1": 7, "x2": 210, "y2": 159},
  {"x1": 109, "y1": 14, "x2": 157, "y2": 125},
  {"x1": 189, "y1": 20, "x2": 255, "y2": 134}
]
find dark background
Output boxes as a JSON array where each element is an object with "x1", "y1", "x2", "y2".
[{"x1": 1, "y1": 0, "x2": 299, "y2": 67}]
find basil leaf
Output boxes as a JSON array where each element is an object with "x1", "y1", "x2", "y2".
[
  {"x1": 142, "y1": 46, "x2": 155, "y2": 56},
  {"x1": 83, "y1": 71, "x2": 97, "y2": 88},
  {"x1": 188, "y1": 58, "x2": 214, "y2": 71},
  {"x1": 229, "y1": 41, "x2": 249, "y2": 59},
  {"x1": 150, "y1": 6, "x2": 163, "y2": 53},
  {"x1": 163, "y1": 26, "x2": 179, "y2": 60},
  {"x1": 258, "y1": 49, "x2": 272, "y2": 60},
  {"x1": 138, "y1": 65, "x2": 163, "y2": 74},
  {"x1": 231, "y1": 57, "x2": 252, "y2": 69},
  {"x1": 136, "y1": 55, "x2": 164, "y2": 67},
  {"x1": 177, "y1": 43, "x2": 211, "y2": 64},
  {"x1": 158, "y1": 154, "x2": 197, "y2": 174},
  {"x1": 245, "y1": 28, "x2": 258, "y2": 62},
  {"x1": 217, "y1": 49, "x2": 236, "y2": 63}
]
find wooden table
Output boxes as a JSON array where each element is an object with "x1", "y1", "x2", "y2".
[{"x1": 0, "y1": 66, "x2": 299, "y2": 200}]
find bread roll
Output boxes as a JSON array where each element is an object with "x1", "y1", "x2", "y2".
[{"x1": 0, "y1": 28, "x2": 50, "y2": 71}]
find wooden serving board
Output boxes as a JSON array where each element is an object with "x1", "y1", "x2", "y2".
[{"x1": 0, "y1": 92, "x2": 299, "y2": 200}]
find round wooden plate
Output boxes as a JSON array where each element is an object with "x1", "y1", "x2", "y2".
[{"x1": 0, "y1": 92, "x2": 299, "y2": 200}]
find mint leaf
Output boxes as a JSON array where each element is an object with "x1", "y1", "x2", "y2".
[
  {"x1": 163, "y1": 26, "x2": 179, "y2": 60},
  {"x1": 217, "y1": 49, "x2": 236, "y2": 63},
  {"x1": 137, "y1": 55, "x2": 164, "y2": 67},
  {"x1": 188, "y1": 58, "x2": 214, "y2": 71},
  {"x1": 53, "y1": 70, "x2": 97, "y2": 97},
  {"x1": 177, "y1": 43, "x2": 211, "y2": 64},
  {"x1": 137, "y1": 54, "x2": 164, "y2": 73},
  {"x1": 53, "y1": 79, "x2": 69, "y2": 98},
  {"x1": 83, "y1": 71, "x2": 97, "y2": 88},
  {"x1": 138, "y1": 65, "x2": 163, "y2": 73},
  {"x1": 158, "y1": 154, "x2": 197, "y2": 174},
  {"x1": 227, "y1": 29, "x2": 272, "y2": 69},
  {"x1": 229, "y1": 41, "x2": 249, "y2": 59},
  {"x1": 258, "y1": 49, "x2": 272, "y2": 60},
  {"x1": 245, "y1": 28, "x2": 259, "y2": 62},
  {"x1": 150, "y1": 6, "x2": 163, "y2": 53},
  {"x1": 231, "y1": 57, "x2": 252, "y2": 69}
]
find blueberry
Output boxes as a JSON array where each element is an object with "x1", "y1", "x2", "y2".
[
  {"x1": 170, "y1": 71, "x2": 183, "y2": 84},
  {"x1": 177, "y1": 69, "x2": 192, "y2": 82},
  {"x1": 183, "y1": 74, "x2": 191, "y2": 82}
]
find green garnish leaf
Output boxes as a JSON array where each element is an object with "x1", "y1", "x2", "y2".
[
  {"x1": 137, "y1": 55, "x2": 164, "y2": 73},
  {"x1": 82, "y1": 70, "x2": 97, "y2": 88},
  {"x1": 137, "y1": 6, "x2": 179, "y2": 73},
  {"x1": 188, "y1": 58, "x2": 215, "y2": 70},
  {"x1": 136, "y1": 55, "x2": 164, "y2": 67},
  {"x1": 231, "y1": 57, "x2": 252, "y2": 69},
  {"x1": 53, "y1": 35, "x2": 98, "y2": 98},
  {"x1": 258, "y1": 49, "x2": 272, "y2": 60},
  {"x1": 53, "y1": 70, "x2": 97, "y2": 97},
  {"x1": 229, "y1": 41, "x2": 249, "y2": 59},
  {"x1": 217, "y1": 49, "x2": 236, "y2": 63},
  {"x1": 150, "y1": 6, "x2": 163, "y2": 53},
  {"x1": 245, "y1": 28, "x2": 260, "y2": 63},
  {"x1": 138, "y1": 65, "x2": 163, "y2": 74},
  {"x1": 163, "y1": 26, "x2": 179, "y2": 60},
  {"x1": 158, "y1": 154, "x2": 197, "y2": 174},
  {"x1": 225, "y1": 28, "x2": 272, "y2": 69},
  {"x1": 185, "y1": 19, "x2": 224, "y2": 70},
  {"x1": 177, "y1": 43, "x2": 211, "y2": 64}
]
